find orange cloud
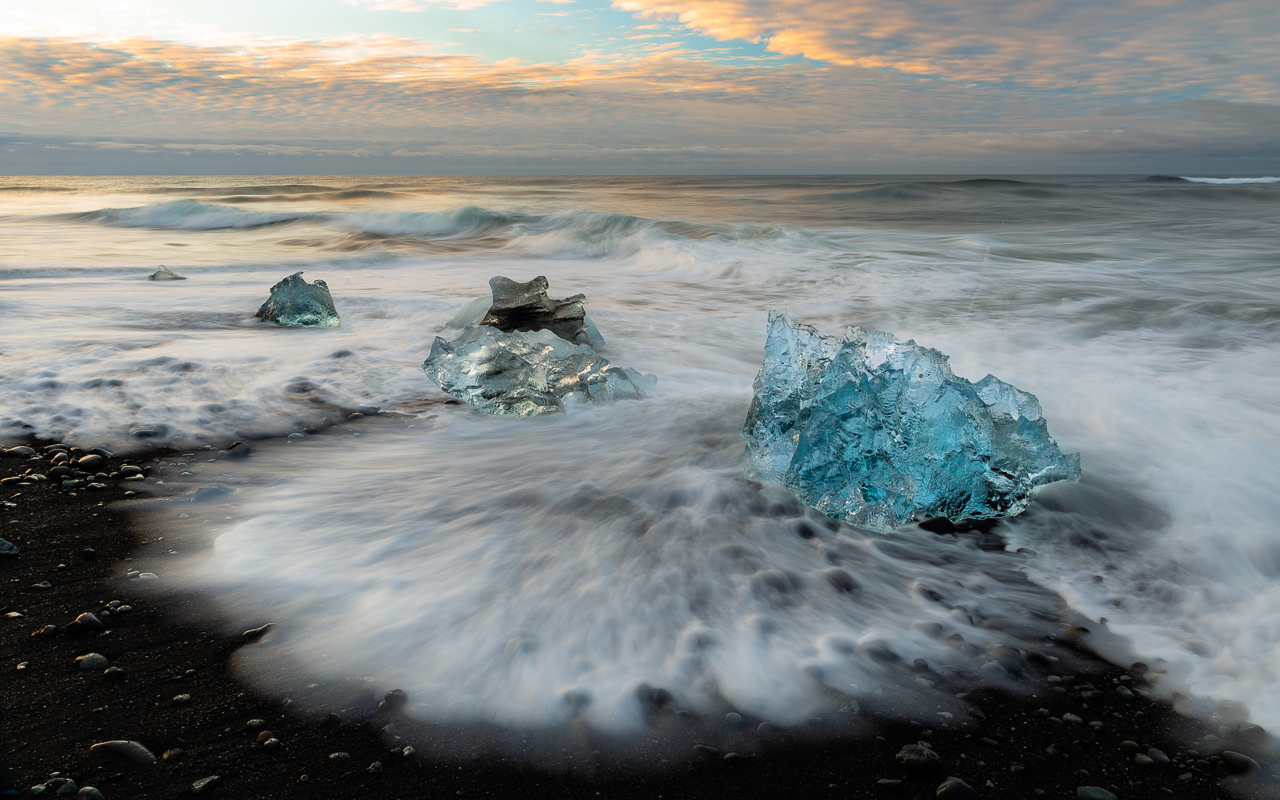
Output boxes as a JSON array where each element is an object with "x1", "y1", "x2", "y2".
[{"x1": 612, "y1": 0, "x2": 1280, "y2": 97}]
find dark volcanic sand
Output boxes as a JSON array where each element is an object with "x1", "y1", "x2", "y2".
[{"x1": 2, "y1": 441, "x2": 1277, "y2": 800}]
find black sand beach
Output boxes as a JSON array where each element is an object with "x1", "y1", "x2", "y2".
[{"x1": 2, "y1": 440, "x2": 1276, "y2": 800}]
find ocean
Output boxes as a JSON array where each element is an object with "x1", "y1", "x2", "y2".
[{"x1": 2, "y1": 174, "x2": 1278, "y2": 750}]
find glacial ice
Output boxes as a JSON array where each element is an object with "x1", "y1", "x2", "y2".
[
  {"x1": 479, "y1": 275, "x2": 597, "y2": 346},
  {"x1": 255, "y1": 272, "x2": 340, "y2": 328},
  {"x1": 148, "y1": 265, "x2": 186, "y2": 281},
  {"x1": 423, "y1": 325, "x2": 653, "y2": 417},
  {"x1": 743, "y1": 311, "x2": 1080, "y2": 532}
]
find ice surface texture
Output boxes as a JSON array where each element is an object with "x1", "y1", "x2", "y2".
[
  {"x1": 424, "y1": 325, "x2": 653, "y2": 417},
  {"x1": 744, "y1": 311, "x2": 1081, "y2": 531},
  {"x1": 255, "y1": 271, "x2": 339, "y2": 328}
]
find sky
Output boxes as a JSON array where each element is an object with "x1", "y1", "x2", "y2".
[{"x1": 1, "y1": 0, "x2": 1278, "y2": 173}]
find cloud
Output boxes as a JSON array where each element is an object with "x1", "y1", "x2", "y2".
[
  {"x1": 0, "y1": 34, "x2": 1277, "y2": 172},
  {"x1": 347, "y1": 0, "x2": 500, "y2": 11},
  {"x1": 612, "y1": 0, "x2": 1280, "y2": 99}
]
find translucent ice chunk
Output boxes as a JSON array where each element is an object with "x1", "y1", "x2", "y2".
[
  {"x1": 148, "y1": 265, "x2": 186, "y2": 281},
  {"x1": 423, "y1": 326, "x2": 652, "y2": 417},
  {"x1": 744, "y1": 311, "x2": 1080, "y2": 531},
  {"x1": 255, "y1": 272, "x2": 339, "y2": 328}
]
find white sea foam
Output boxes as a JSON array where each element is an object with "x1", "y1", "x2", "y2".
[{"x1": 171, "y1": 398, "x2": 1064, "y2": 737}]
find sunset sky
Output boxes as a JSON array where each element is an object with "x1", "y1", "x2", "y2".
[{"x1": 2, "y1": 0, "x2": 1278, "y2": 173}]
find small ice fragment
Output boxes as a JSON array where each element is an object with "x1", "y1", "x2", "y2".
[
  {"x1": 481, "y1": 275, "x2": 595, "y2": 345},
  {"x1": 255, "y1": 272, "x2": 339, "y2": 328},
  {"x1": 148, "y1": 265, "x2": 186, "y2": 281},
  {"x1": 743, "y1": 311, "x2": 1080, "y2": 532},
  {"x1": 423, "y1": 326, "x2": 652, "y2": 417}
]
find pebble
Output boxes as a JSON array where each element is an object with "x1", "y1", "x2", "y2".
[
  {"x1": 402, "y1": 746, "x2": 417, "y2": 758},
  {"x1": 32, "y1": 581, "x2": 53, "y2": 590},
  {"x1": 263, "y1": 738, "x2": 282, "y2": 751},
  {"x1": 896, "y1": 742, "x2": 941, "y2": 770},
  {"x1": 76, "y1": 653, "x2": 109, "y2": 671},
  {"x1": 173, "y1": 694, "x2": 192, "y2": 704},
  {"x1": 876, "y1": 779, "x2": 904, "y2": 789},
  {"x1": 726, "y1": 712, "x2": 743, "y2": 727},
  {"x1": 1116, "y1": 686, "x2": 1135, "y2": 700},
  {"x1": 1118, "y1": 740, "x2": 1140, "y2": 753},
  {"x1": 90, "y1": 740, "x2": 156, "y2": 764},
  {"x1": 0, "y1": 539, "x2": 17, "y2": 557},
  {"x1": 103, "y1": 667, "x2": 125, "y2": 680},
  {"x1": 136, "y1": 572, "x2": 158, "y2": 581},
  {"x1": 1076, "y1": 788, "x2": 1117, "y2": 800},
  {"x1": 163, "y1": 748, "x2": 183, "y2": 761},
  {"x1": 77, "y1": 455, "x2": 104, "y2": 470},
  {"x1": 382, "y1": 687, "x2": 408, "y2": 712},
  {"x1": 76, "y1": 788, "x2": 104, "y2": 800},
  {"x1": 192, "y1": 776, "x2": 221, "y2": 794},
  {"x1": 367, "y1": 761, "x2": 383, "y2": 773},
  {"x1": 4, "y1": 446, "x2": 36, "y2": 457},
  {"x1": 1147, "y1": 748, "x2": 1170, "y2": 765},
  {"x1": 1221, "y1": 750, "x2": 1260, "y2": 773},
  {"x1": 1134, "y1": 754, "x2": 1154, "y2": 766},
  {"x1": 1062, "y1": 713, "x2": 1083, "y2": 724},
  {"x1": 935, "y1": 777, "x2": 979, "y2": 800},
  {"x1": 329, "y1": 752, "x2": 351, "y2": 761},
  {"x1": 71, "y1": 613, "x2": 105, "y2": 634}
]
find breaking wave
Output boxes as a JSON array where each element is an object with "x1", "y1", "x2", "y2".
[
  {"x1": 1178, "y1": 176, "x2": 1280, "y2": 184},
  {"x1": 55, "y1": 200, "x2": 323, "y2": 230}
]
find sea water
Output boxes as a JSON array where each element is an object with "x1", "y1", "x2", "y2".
[{"x1": 2, "y1": 175, "x2": 1278, "y2": 743}]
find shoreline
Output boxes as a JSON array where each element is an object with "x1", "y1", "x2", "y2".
[{"x1": 1, "y1": 440, "x2": 1275, "y2": 799}]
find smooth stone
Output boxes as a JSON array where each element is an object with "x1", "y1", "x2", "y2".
[
  {"x1": 263, "y1": 738, "x2": 281, "y2": 751},
  {"x1": 896, "y1": 743, "x2": 941, "y2": 770},
  {"x1": 1134, "y1": 754, "x2": 1154, "y2": 766},
  {"x1": 192, "y1": 776, "x2": 221, "y2": 794},
  {"x1": 1118, "y1": 740, "x2": 1140, "y2": 753},
  {"x1": 73, "y1": 613, "x2": 105, "y2": 633},
  {"x1": 402, "y1": 746, "x2": 417, "y2": 757},
  {"x1": 935, "y1": 777, "x2": 979, "y2": 800},
  {"x1": 4, "y1": 446, "x2": 35, "y2": 457},
  {"x1": 0, "y1": 539, "x2": 18, "y2": 557},
  {"x1": 1062, "y1": 713, "x2": 1083, "y2": 724},
  {"x1": 103, "y1": 667, "x2": 125, "y2": 680},
  {"x1": 1237, "y1": 723, "x2": 1269, "y2": 746},
  {"x1": 1116, "y1": 686, "x2": 1135, "y2": 699},
  {"x1": 1076, "y1": 788, "x2": 1117, "y2": 800},
  {"x1": 163, "y1": 748, "x2": 183, "y2": 760},
  {"x1": 367, "y1": 761, "x2": 383, "y2": 773},
  {"x1": 173, "y1": 694, "x2": 191, "y2": 704},
  {"x1": 76, "y1": 789, "x2": 104, "y2": 800},
  {"x1": 383, "y1": 687, "x2": 408, "y2": 711},
  {"x1": 329, "y1": 752, "x2": 350, "y2": 761},
  {"x1": 726, "y1": 712, "x2": 743, "y2": 727},
  {"x1": 1221, "y1": 751, "x2": 1260, "y2": 773},
  {"x1": 877, "y1": 778, "x2": 904, "y2": 789},
  {"x1": 246, "y1": 719, "x2": 267, "y2": 730},
  {"x1": 90, "y1": 740, "x2": 156, "y2": 764},
  {"x1": 76, "y1": 455, "x2": 104, "y2": 470},
  {"x1": 76, "y1": 653, "x2": 109, "y2": 671},
  {"x1": 1147, "y1": 748, "x2": 1170, "y2": 765}
]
